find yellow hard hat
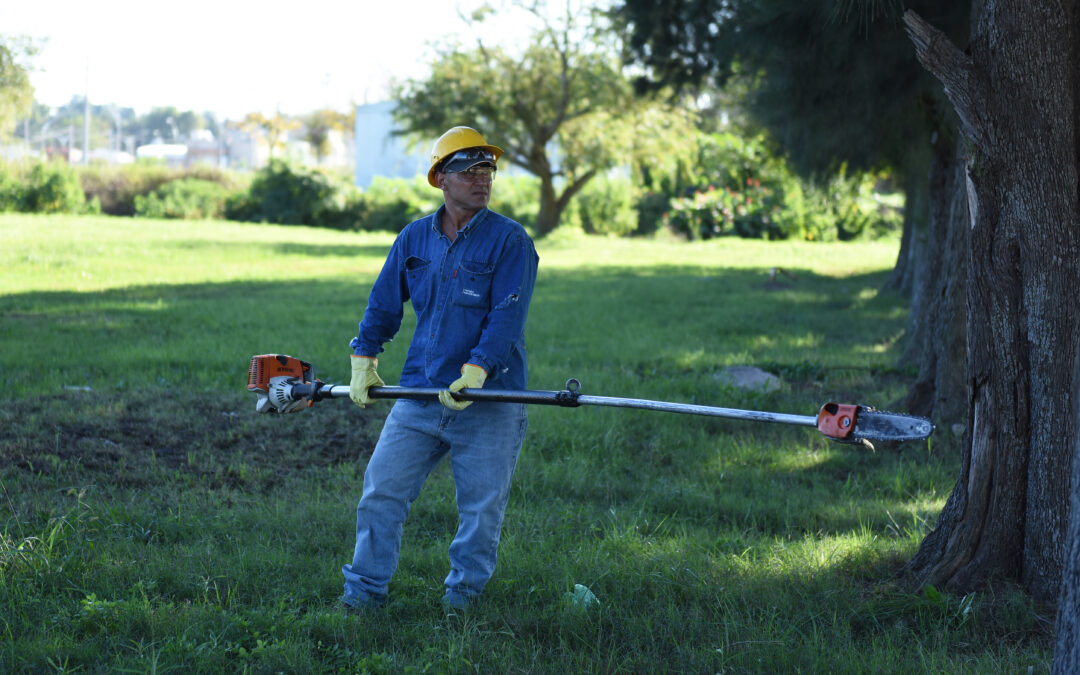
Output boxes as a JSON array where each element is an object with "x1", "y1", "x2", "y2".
[{"x1": 427, "y1": 126, "x2": 503, "y2": 187}]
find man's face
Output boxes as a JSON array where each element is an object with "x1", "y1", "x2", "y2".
[{"x1": 438, "y1": 166, "x2": 494, "y2": 212}]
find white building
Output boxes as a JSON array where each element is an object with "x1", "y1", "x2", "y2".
[{"x1": 354, "y1": 101, "x2": 427, "y2": 187}]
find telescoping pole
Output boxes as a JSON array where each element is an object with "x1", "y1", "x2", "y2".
[{"x1": 310, "y1": 380, "x2": 819, "y2": 430}]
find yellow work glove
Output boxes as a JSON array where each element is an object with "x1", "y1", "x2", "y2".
[
  {"x1": 438, "y1": 364, "x2": 488, "y2": 411},
  {"x1": 349, "y1": 356, "x2": 385, "y2": 408}
]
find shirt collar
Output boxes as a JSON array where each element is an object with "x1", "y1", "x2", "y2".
[{"x1": 432, "y1": 206, "x2": 489, "y2": 238}]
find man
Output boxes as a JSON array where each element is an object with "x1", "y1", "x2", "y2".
[{"x1": 342, "y1": 126, "x2": 539, "y2": 610}]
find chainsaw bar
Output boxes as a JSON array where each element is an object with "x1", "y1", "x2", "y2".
[
  {"x1": 816, "y1": 402, "x2": 934, "y2": 443},
  {"x1": 855, "y1": 409, "x2": 935, "y2": 442}
]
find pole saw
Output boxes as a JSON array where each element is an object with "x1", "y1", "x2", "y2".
[{"x1": 246, "y1": 354, "x2": 934, "y2": 447}]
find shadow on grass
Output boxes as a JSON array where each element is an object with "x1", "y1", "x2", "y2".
[{"x1": 169, "y1": 239, "x2": 395, "y2": 259}]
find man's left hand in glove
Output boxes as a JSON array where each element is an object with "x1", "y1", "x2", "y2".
[{"x1": 438, "y1": 364, "x2": 488, "y2": 411}]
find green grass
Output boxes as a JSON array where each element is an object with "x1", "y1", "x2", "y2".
[{"x1": 0, "y1": 214, "x2": 1051, "y2": 673}]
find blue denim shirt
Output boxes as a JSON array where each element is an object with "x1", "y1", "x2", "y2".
[{"x1": 351, "y1": 206, "x2": 538, "y2": 390}]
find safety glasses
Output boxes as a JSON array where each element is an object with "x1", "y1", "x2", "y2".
[{"x1": 452, "y1": 165, "x2": 497, "y2": 180}]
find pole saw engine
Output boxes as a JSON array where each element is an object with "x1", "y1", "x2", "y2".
[
  {"x1": 247, "y1": 354, "x2": 330, "y2": 414},
  {"x1": 246, "y1": 353, "x2": 935, "y2": 448}
]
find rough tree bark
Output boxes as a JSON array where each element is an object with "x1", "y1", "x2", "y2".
[
  {"x1": 901, "y1": 3, "x2": 1080, "y2": 608},
  {"x1": 1056, "y1": 383, "x2": 1080, "y2": 671}
]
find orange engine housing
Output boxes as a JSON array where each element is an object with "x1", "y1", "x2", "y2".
[
  {"x1": 247, "y1": 354, "x2": 314, "y2": 392},
  {"x1": 816, "y1": 402, "x2": 859, "y2": 440}
]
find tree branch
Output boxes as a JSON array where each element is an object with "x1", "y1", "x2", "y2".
[{"x1": 903, "y1": 9, "x2": 991, "y2": 152}]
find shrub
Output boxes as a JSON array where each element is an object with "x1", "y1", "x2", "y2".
[
  {"x1": 134, "y1": 178, "x2": 231, "y2": 219},
  {"x1": 79, "y1": 164, "x2": 175, "y2": 215},
  {"x1": 79, "y1": 163, "x2": 243, "y2": 216},
  {"x1": 355, "y1": 177, "x2": 441, "y2": 232},
  {"x1": 224, "y1": 160, "x2": 341, "y2": 227},
  {"x1": 633, "y1": 191, "x2": 670, "y2": 237},
  {"x1": 573, "y1": 174, "x2": 638, "y2": 237},
  {"x1": 488, "y1": 174, "x2": 540, "y2": 232},
  {"x1": 0, "y1": 162, "x2": 19, "y2": 212},
  {"x1": 823, "y1": 167, "x2": 902, "y2": 241},
  {"x1": 20, "y1": 161, "x2": 87, "y2": 214}
]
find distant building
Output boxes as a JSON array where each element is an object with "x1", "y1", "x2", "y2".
[
  {"x1": 185, "y1": 129, "x2": 224, "y2": 167},
  {"x1": 354, "y1": 101, "x2": 427, "y2": 187},
  {"x1": 134, "y1": 131, "x2": 225, "y2": 168},
  {"x1": 135, "y1": 143, "x2": 188, "y2": 167}
]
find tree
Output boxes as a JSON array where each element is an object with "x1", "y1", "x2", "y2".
[
  {"x1": 233, "y1": 111, "x2": 301, "y2": 160},
  {"x1": 614, "y1": 1, "x2": 967, "y2": 176},
  {"x1": 0, "y1": 35, "x2": 36, "y2": 141},
  {"x1": 302, "y1": 108, "x2": 352, "y2": 163},
  {"x1": 900, "y1": 2, "x2": 1080, "y2": 619},
  {"x1": 614, "y1": 0, "x2": 972, "y2": 428},
  {"x1": 392, "y1": 3, "x2": 696, "y2": 236}
]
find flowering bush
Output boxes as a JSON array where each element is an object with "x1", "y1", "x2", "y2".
[
  {"x1": 664, "y1": 178, "x2": 786, "y2": 240},
  {"x1": 660, "y1": 133, "x2": 900, "y2": 241}
]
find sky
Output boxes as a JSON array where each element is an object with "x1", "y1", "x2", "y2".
[{"x1": 5, "y1": 0, "x2": 556, "y2": 120}]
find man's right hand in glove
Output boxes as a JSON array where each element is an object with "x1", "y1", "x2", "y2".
[{"x1": 349, "y1": 355, "x2": 385, "y2": 408}]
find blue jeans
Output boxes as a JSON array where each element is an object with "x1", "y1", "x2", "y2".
[{"x1": 342, "y1": 399, "x2": 528, "y2": 603}]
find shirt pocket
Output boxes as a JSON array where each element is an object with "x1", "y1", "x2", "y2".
[
  {"x1": 404, "y1": 255, "x2": 432, "y2": 307},
  {"x1": 454, "y1": 259, "x2": 493, "y2": 309}
]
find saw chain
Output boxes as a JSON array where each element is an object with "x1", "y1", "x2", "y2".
[{"x1": 816, "y1": 403, "x2": 935, "y2": 444}]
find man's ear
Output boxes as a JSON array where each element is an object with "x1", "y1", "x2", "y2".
[{"x1": 434, "y1": 172, "x2": 447, "y2": 190}]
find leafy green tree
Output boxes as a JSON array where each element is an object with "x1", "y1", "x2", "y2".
[
  {"x1": 0, "y1": 35, "x2": 36, "y2": 141},
  {"x1": 141, "y1": 106, "x2": 183, "y2": 143},
  {"x1": 616, "y1": 0, "x2": 969, "y2": 172},
  {"x1": 303, "y1": 108, "x2": 352, "y2": 163},
  {"x1": 233, "y1": 111, "x2": 301, "y2": 160},
  {"x1": 392, "y1": 3, "x2": 696, "y2": 236}
]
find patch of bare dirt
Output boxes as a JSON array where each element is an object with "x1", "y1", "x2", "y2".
[{"x1": 0, "y1": 388, "x2": 384, "y2": 488}]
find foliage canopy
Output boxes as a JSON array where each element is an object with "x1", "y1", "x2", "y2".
[
  {"x1": 613, "y1": 0, "x2": 970, "y2": 177},
  {"x1": 392, "y1": 4, "x2": 697, "y2": 235},
  {"x1": 0, "y1": 35, "x2": 36, "y2": 140}
]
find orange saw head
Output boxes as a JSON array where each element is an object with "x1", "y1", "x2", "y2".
[
  {"x1": 247, "y1": 354, "x2": 315, "y2": 392},
  {"x1": 247, "y1": 354, "x2": 321, "y2": 413}
]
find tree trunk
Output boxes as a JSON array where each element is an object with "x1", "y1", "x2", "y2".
[
  {"x1": 883, "y1": 162, "x2": 928, "y2": 296},
  {"x1": 902, "y1": 3, "x2": 1080, "y2": 607},
  {"x1": 897, "y1": 134, "x2": 953, "y2": 370},
  {"x1": 534, "y1": 169, "x2": 598, "y2": 237},
  {"x1": 898, "y1": 137, "x2": 969, "y2": 429},
  {"x1": 536, "y1": 175, "x2": 561, "y2": 237},
  {"x1": 1056, "y1": 370, "x2": 1080, "y2": 671}
]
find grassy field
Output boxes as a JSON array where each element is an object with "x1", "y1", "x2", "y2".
[{"x1": 0, "y1": 214, "x2": 1051, "y2": 673}]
